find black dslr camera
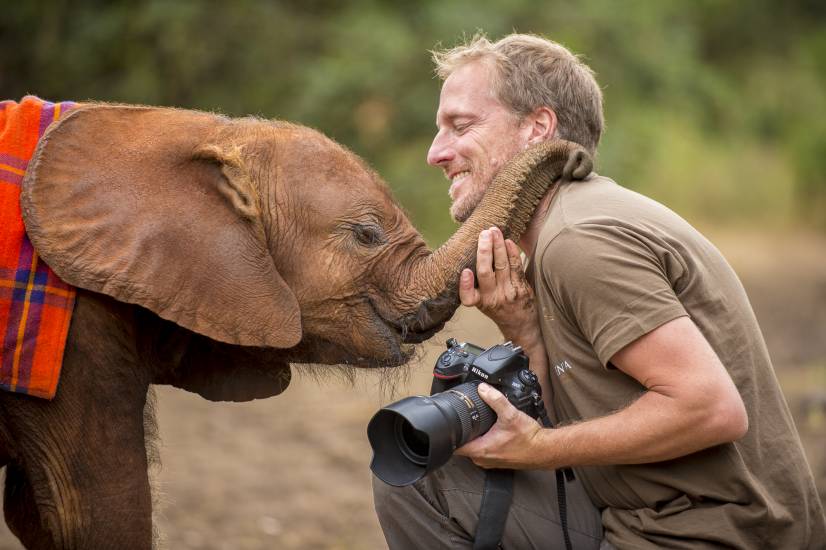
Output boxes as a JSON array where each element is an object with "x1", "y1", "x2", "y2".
[{"x1": 368, "y1": 338, "x2": 549, "y2": 487}]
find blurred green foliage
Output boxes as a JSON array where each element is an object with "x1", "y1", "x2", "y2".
[{"x1": 3, "y1": 0, "x2": 825, "y2": 243}]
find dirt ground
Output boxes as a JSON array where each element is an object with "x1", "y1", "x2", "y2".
[{"x1": 0, "y1": 229, "x2": 824, "y2": 549}]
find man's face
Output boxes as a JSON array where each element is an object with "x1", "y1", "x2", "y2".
[{"x1": 428, "y1": 60, "x2": 529, "y2": 222}]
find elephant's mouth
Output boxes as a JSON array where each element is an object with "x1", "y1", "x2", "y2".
[
  {"x1": 383, "y1": 289, "x2": 458, "y2": 344},
  {"x1": 298, "y1": 336, "x2": 414, "y2": 367},
  {"x1": 294, "y1": 295, "x2": 450, "y2": 368},
  {"x1": 289, "y1": 297, "x2": 424, "y2": 368},
  {"x1": 368, "y1": 296, "x2": 446, "y2": 345},
  {"x1": 385, "y1": 316, "x2": 444, "y2": 344}
]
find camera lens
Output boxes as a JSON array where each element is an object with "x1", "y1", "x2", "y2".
[
  {"x1": 395, "y1": 417, "x2": 429, "y2": 466},
  {"x1": 368, "y1": 381, "x2": 495, "y2": 486}
]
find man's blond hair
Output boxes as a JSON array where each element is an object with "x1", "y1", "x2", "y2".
[{"x1": 432, "y1": 33, "x2": 604, "y2": 154}]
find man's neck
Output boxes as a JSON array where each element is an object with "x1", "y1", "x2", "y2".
[{"x1": 518, "y1": 184, "x2": 560, "y2": 256}]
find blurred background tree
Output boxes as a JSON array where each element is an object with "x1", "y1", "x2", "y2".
[{"x1": 2, "y1": 0, "x2": 825, "y2": 242}]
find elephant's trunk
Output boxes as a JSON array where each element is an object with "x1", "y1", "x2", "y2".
[{"x1": 397, "y1": 140, "x2": 592, "y2": 340}]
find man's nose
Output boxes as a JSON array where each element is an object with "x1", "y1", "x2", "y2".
[{"x1": 427, "y1": 131, "x2": 453, "y2": 167}]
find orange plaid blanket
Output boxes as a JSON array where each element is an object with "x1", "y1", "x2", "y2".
[{"x1": 0, "y1": 96, "x2": 77, "y2": 399}]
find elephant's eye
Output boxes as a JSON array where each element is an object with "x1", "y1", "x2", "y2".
[{"x1": 351, "y1": 223, "x2": 386, "y2": 247}]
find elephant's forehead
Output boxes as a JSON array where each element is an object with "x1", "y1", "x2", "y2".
[{"x1": 274, "y1": 127, "x2": 399, "y2": 210}]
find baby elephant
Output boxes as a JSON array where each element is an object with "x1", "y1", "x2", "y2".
[{"x1": 0, "y1": 97, "x2": 591, "y2": 549}]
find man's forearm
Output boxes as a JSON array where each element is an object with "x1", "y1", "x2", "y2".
[{"x1": 532, "y1": 388, "x2": 745, "y2": 469}]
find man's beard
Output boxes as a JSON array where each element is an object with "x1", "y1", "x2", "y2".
[
  {"x1": 450, "y1": 181, "x2": 488, "y2": 223},
  {"x1": 449, "y1": 157, "x2": 495, "y2": 223}
]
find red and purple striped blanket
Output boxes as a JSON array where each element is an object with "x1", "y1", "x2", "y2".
[{"x1": 0, "y1": 96, "x2": 77, "y2": 399}]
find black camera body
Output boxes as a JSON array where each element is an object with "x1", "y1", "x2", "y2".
[
  {"x1": 432, "y1": 338, "x2": 545, "y2": 418},
  {"x1": 368, "y1": 338, "x2": 548, "y2": 487}
]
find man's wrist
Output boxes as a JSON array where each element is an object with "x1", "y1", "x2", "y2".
[{"x1": 533, "y1": 427, "x2": 565, "y2": 470}]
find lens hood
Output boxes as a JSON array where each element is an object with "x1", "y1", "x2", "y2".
[{"x1": 367, "y1": 396, "x2": 460, "y2": 487}]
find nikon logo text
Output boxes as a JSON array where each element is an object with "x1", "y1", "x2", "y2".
[{"x1": 471, "y1": 367, "x2": 489, "y2": 379}]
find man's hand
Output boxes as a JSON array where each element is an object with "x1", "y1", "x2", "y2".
[
  {"x1": 460, "y1": 226, "x2": 555, "y2": 410},
  {"x1": 454, "y1": 382, "x2": 546, "y2": 469},
  {"x1": 459, "y1": 227, "x2": 541, "y2": 349}
]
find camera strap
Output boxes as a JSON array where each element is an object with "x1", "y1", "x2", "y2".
[
  {"x1": 473, "y1": 468, "x2": 513, "y2": 550},
  {"x1": 555, "y1": 468, "x2": 574, "y2": 550},
  {"x1": 473, "y1": 467, "x2": 573, "y2": 550}
]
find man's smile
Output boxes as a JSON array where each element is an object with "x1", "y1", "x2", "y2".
[{"x1": 447, "y1": 170, "x2": 471, "y2": 199}]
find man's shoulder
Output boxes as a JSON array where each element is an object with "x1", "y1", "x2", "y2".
[
  {"x1": 532, "y1": 173, "x2": 717, "y2": 294},
  {"x1": 537, "y1": 174, "x2": 632, "y2": 251},
  {"x1": 538, "y1": 173, "x2": 693, "y2": 252},
  {"x1": 554, "y1": 173, "x2": 674, "y2": 224}
]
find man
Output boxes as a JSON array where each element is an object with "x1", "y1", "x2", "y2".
[{"x1": 373, "y1": 33, "x2": 826, "y2": 549}]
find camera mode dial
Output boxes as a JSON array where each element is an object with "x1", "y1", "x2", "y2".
[
  {"x1": 518, "y1": 369, "x2": 538, "y2": 387},
  {"x1": 431, "y1": 339, "x2": 485, "y2": 395}
]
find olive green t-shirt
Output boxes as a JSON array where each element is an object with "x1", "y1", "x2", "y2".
[{"x1": 531, "y1": 174, "x2": 825, "y2": 548}]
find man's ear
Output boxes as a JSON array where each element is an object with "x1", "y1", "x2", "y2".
[{"x1": 525, "y1": 106, "x2": 558, "y2": 146}]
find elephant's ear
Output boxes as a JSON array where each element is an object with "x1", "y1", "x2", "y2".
[{"x1": 21, "y1": 103, "x2": 301, "y2": 348}]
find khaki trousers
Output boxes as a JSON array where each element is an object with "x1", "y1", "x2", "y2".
[{"x1": 372, "y1": 456, "x2": 606, "y2": 549}]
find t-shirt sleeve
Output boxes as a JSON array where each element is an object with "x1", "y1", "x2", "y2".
[{"x1": 540, "y1": 223, "x2": 688, "y2": 367}]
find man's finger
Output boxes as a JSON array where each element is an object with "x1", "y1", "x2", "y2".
[
  {"x1": 503, "y1": 239, "x2": 522, "y2": 297},
  {"x1": 459, "y1": 268, "x2": 480, "y2": 306},
  {"x1": 491, "y1": 227, "x2": 509, "y2": 281},
  {"x1": 505, "y1": 239, "x2": 524, "y2": 287},
  {"x1": 505, "y1": 239, "x2": 523, "y2": 269},
  {"x1": 454, "y1": 438, "x2": 484, "y2": 457},
  {"x1": 476, "y1": 229, "x2": 496, "y2": 295},
  {"x1": 478, "y1": 383, "x2": 518, "y2": 422}
]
